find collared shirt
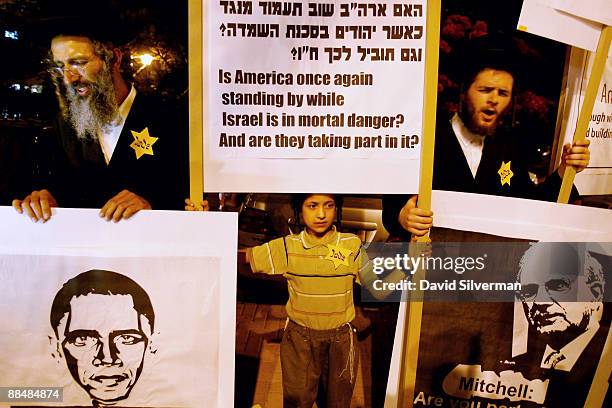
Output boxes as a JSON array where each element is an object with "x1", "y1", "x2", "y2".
[
  {"x1": 451, "y1": 113, "x2": 486, "y2": 178},
  {"x1": 98, "y1": 85, "x2": 137, "y2": 164},
  {"x1": 248, "y1": 226, "x2": 364, "y2": 330},
  {"x1": 540, "y1": 323, "x2": 599, "y2": 371}
]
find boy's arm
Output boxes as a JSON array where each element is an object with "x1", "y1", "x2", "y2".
[
  {"x1": 184, "y1": 198, "x2": 210, "y2": 211},
  {"x1": 358, "y1": 252, "x2": 408, "y2": 301},
  {"x1": 237, "y1": 248, "x2": 253, "y2": 277},
  {"x1": 358, "y1": 243, "x2": 430, "y2": 301},
  {"x1": 238, "y1": 238, "x2": 289, "y2": 277}
]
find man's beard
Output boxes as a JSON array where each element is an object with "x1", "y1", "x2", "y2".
[
  {"x1": 460, "y1": 98, "x2": 510, "y2": 137},
  {"x1": 59, "y1": 65, "x2": 118, "y2": 141}
]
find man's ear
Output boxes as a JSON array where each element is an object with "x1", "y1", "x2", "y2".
[
  {"x1": 458, "y1": 87, "x2": 466, "y2": 115},
  {"x1": 111, "y1": 48, "x2": 123, "y2": 73},
  {"x1": 148, "y1": 333, "x2": 159, "y2": 355},
  {"x1": 48, "y1": 335, "x2": 63, "y2": 362},
  {"x1": 588, "y1": 282, "x2": 604, "y2": 301}
]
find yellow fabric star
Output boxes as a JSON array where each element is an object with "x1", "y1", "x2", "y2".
[
  {"x1": 325, "y1": 244, "x2": 353, "y2": 269},
  {"x1": 498, "y1": 161, "x2": 514, "y2": 186},
  {"x1": 130, "y1": 127, "x2": 158, "y2": 159}
]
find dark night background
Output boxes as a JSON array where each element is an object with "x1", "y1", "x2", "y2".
[
  {"x1": 0, "y1": 0, "x2": 570, "y2": 205},
  {"x1": 0, "y1": 0, "x2": 188, "y2": 204},
  {"x1": 437, "y1": 0, "x2": 568, "y2": 181},
  {"x1": 0, "y1": 2, "x2": 605, "y2": 408}
]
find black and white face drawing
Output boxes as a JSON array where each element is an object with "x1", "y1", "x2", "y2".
[
  {"x1": 50, "y1": 270, "x2": 155, "y2": 406},
  {"x1": 516, "y1": 244, "x2": 605, "y2": 348},
  {"x1": 1, "y1": 208, "x2": 234, "y2": 407}
]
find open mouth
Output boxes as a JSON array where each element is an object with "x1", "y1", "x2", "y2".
[
  {"x1": 91, "y1": 374, "x2": 128, "y2": 385},
  {"x1": 480, "y1": 108, "x2": 497, "y2": 122},
  {"x1": 534, "y1": 312, "x2": 563, "y2": 324},
  {"x1": 76, "y1": 85, "x2": 90, "y2": 97},
  {"x1": 69, "y1": 82, "x2": 91, "y2": 97}
]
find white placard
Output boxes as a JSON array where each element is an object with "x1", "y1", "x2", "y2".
[
  {"x1": 431, "y1": 190, "x2": 612, "y2": 241},
  {"x1": 563, "y1": 50, "x2": 612, "y2": 195},
  {"x1": 550, "y1": 0, "x2": 612, "y2": 27},
  {"x1": 518, "y1": 0, "x2": 602, "y2": 51},
  {"x1": 204, "y1": 0, "x2": 426, "y2": 192},
  {"x1": 385, "y1": 243, "x2": 612, "y2": 408},
  {"x1": 0, "y1": 208, "x2": 237, "y2": 407}
]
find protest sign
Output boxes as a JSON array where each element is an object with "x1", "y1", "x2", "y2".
[
  {"x1": 0, "y1": 208, "x2": 237, "y2": 407},
  {"x1": 385, "y1": 243, "x2": 612, "y2": 408},
  {"x1": 517, "y1": 0, "x2": 602, "y2": 51},
  {"x1": 564, "y1": 51, "x2": 612, "y2": 195},
  {"x1": 548, "y1": 0, "x2": 612, "y2": 27},
  {"x1": 204, "y1": 0, "x2": 429, "y2": 192}
]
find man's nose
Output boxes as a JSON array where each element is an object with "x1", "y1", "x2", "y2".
[
  {"x1": 530, "y1": 301, "x2": 556, "y2": 317},
  {"x1": 93, "y1": 339, "x2": 121, "y2": 366},
  {"x1": 487, "y1": 92, "x2": 499, "y2": 105},
  {"x1": 316, "y1": 206, "x2": 326, "y2": 218},
  {"x1": 63, "y1": 69, "x2": 80, "y2": 85}
]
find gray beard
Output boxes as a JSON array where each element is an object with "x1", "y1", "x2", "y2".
[{"x1": 63, "y1": 66, "x2": 118, "y2": 141}]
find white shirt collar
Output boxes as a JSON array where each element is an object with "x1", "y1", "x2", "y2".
[
  {"x1": 117, "y1": 85, "x2": 137, "y2": 123},
  {"x1": 540, "y1": 322, "x2": 600, "y2": 371},
  {"x1": 451, "y1": 113, "x2": 486, "y2": 178},
  {"x1": 98, "y1": 85, "x2": 137, "y2": 164}
]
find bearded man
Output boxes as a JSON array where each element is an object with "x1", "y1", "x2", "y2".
[
  {"x1": 12, "y1": 18, "x2": 188, "y2": 222},
  {"x1": 382, "y1": 42, "x2": 590, "y2": 240}
]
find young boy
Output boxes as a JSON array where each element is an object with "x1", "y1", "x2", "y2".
[
  {"x1": 245, "y1": 194, "x2": 363, "y2": 407},
  {"x1": 244, "y1": 193, "x2": 432, "y2": 407}
]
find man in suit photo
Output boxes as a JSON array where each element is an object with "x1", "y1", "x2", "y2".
[{"x1": 511, "y1": 243, "x2": 609, "y2": 406}]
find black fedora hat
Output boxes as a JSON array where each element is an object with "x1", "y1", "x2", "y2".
[
  {"x1": 30, "y1": 8, "x2": 135, "y2": 47},
  {"x1": 455, "y1": 33, "x2": 522, "y2": 87}
]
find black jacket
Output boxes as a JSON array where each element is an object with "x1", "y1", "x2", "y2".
[
  {"x1": 40, "y1": 93, "x2": 188, "y2": 210},
  {"x1": 383, "y1": 115, "x2": 578, "y2": 239}
]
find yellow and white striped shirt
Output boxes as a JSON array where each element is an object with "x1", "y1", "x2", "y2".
[{"x1": 248, "y1": 228, "x2": 368, "y2": 330}]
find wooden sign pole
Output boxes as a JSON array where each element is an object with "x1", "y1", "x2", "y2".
[
  {"x1": 397, "y1": 1, "x2": 442, "y2": 406},
  {"x1": 558, "y1": 26, "x2": 611, "y2": 203},
  {"x1": 188, "y1": 0, "x2": 204, "y2": 207}
]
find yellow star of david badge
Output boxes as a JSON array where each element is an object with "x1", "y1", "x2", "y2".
[
  {"x1": 325, "y1": 244, "x2": 353, "y2": 269},
  {"x1": 130, "y1": 127, "x2": 158, "y2": 159},
  {"x1": 498, "y1": 161, "x2": 514, "y2": 186}
]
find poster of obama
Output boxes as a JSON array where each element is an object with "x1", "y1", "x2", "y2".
[
  {"x1": 410, "y1": 242, "x2": 611, "y2": 408},
  {"x1": 0, "y1": 253, "x2": 230, "y2": 407}
]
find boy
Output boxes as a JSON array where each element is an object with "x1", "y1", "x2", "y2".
[{"x1": 243, "y1": 194, "x2": 431, "y2": 407}]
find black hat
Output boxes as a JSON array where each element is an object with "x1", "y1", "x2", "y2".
[
  {"x1": 457, "y1": 34, "x2": 521, "y2": 87},
  {"x1": 30, "y1": 8, "x2": 134, "y2": 47}
]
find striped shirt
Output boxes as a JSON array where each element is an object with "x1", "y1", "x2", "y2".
[{"x1": 248, "y1": 228, "x2": 366, "y2": 330}]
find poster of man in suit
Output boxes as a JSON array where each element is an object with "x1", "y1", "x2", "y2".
[{"x1": 412, "y1": 242, "x2": 611, "y2": 408}]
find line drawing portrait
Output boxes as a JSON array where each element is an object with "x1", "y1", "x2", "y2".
[
  {"x1": 0, "y1": 208, "x2": 236, "y2": 407},
  {"x1": 49, "y1": 269, "x2": 156, "y2": 407}
]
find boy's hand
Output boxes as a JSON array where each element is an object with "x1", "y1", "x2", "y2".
[
  {"x1": 238, "y1": 248, "x2": 249, "y2": 264},
  {"x1": 398, "y1": 195, "x2": 433, "y2": 237},
  {"x1": 185, "y1": 199, "x2": 210, "y2": 211},
  {"x1": 237, "y1": 249, "x2": 255, "y2": 276}
]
